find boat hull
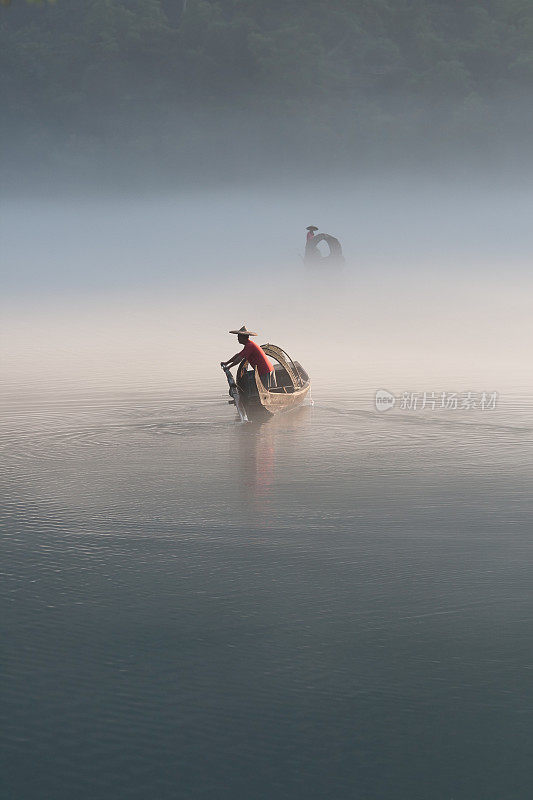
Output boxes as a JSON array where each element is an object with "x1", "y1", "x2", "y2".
[
  {"x1": 225, "y1": 344, "x2": 311, "y2": 422},
  {"x1": 241, "y1": 352, "x2": 310, "y2": 420},
  {"x1": 248, "y1": 370, "x2": 310, "y2": 419}
]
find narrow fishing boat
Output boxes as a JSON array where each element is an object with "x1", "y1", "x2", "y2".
[
  {"x1": 223, "y1": 344, "x2": 310, "y2": 422},
  {"x1": 304, "y1": 227, "x2": 345, "y2": 267}
]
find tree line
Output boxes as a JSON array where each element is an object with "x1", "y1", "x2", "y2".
[{"x1": 2, "y1": 0, "x2": 533, "y2": 185}]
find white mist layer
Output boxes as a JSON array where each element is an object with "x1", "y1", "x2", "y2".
[
  {"x1": 3, "y1": 274, "x2": 530, "y2": 399},
  {"x1": 2, "y1": 180, "x2": 532, "y2": 399}
]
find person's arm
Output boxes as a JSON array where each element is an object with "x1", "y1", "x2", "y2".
[{"x1": 221, "y1": 350, "x2": 244, "y2": 369}]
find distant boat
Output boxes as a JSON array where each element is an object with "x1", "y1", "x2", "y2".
[
  {"x1": 305, "y1": 232, "x2": 345, "y2": 266},
  {"x1": 223, "y1": 344, "x2": 310, "y2": 422}
]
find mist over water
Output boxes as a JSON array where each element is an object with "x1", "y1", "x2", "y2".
[
  {"x1": 2, "y1": 177, "x2": 533, "y2": 800},
  {"x1": 3, "y1": 177, "x2": 532, "y2": 395},
  {"x1": 5, "y1": 175, "x2": 533, "y2": 291}
]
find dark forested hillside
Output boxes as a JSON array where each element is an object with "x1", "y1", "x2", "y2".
[{"x1": 3, "y1": 0, "x2": 533, "y2": 188}]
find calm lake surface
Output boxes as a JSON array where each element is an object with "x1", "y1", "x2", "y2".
[
  {"x1": 2, "y1": 373, "x2": 532, "y2": 800},
  {"x1": 2, "y1": 185, "x2": 533, "y2": 798}
]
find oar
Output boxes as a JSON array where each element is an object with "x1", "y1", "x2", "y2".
[{"x1": 222, "y1": 365, "x2": 249, "y2": 423}]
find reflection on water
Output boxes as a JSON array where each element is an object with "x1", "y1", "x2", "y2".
[
  {"x1": 239, "y1": 422, "x2": 276, "y2": 515},
  {"x1": 238, "y1": 407, "x2": 314, "y2": 519}
]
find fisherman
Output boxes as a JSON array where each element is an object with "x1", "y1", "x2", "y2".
[
  {"x1": 221, "y1": 325, "x2": 276, "y2": 388},
  {"x1": 305, "y1": 225, "x2": 320, "y2": 262},
  {"x1": 306, "y1": 225, "x2": 318, "y2": 244}
]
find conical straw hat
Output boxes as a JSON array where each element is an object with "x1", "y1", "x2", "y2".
[{"x1": 229, "y1": 324, "x2": 257, "y2": 336}]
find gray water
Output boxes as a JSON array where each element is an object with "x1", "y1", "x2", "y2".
[
  {"x1": 2, "y1": 376, "x2": 532, "y2": 800},
  {"x1": 2, "y1": 188, "x2": 533, "y2": 799}
]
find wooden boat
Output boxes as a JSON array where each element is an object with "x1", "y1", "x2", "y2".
[
  {"x1": 304, "y1": 232, "x2": 344, "y2": 267},
  {"x1": 223, "y1": 344, "x2": 311, "y2": 422}
]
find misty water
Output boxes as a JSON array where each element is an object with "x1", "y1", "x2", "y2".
[{"x1": 2, "y1": 185, "x2": 533, "y2": 799}]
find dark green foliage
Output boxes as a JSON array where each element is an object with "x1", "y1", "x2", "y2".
[{"x1": 2, "y1": 0, "x2": 533, "y2": 184}]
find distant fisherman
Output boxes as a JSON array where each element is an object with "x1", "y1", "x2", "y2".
[
  {"x1": 306, "y1": 224, "x2": 318, "y2": 243},
  {"x1": 221, "y1": 325, "x2": 276, "y2": 388},
  {"x1": 305, "y1": 225, "x2": 320, "y2": 262}
]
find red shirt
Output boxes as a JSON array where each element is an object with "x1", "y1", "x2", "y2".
[{"x1": 238, "y1": 339, "x2": 274, "y2": 377}]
